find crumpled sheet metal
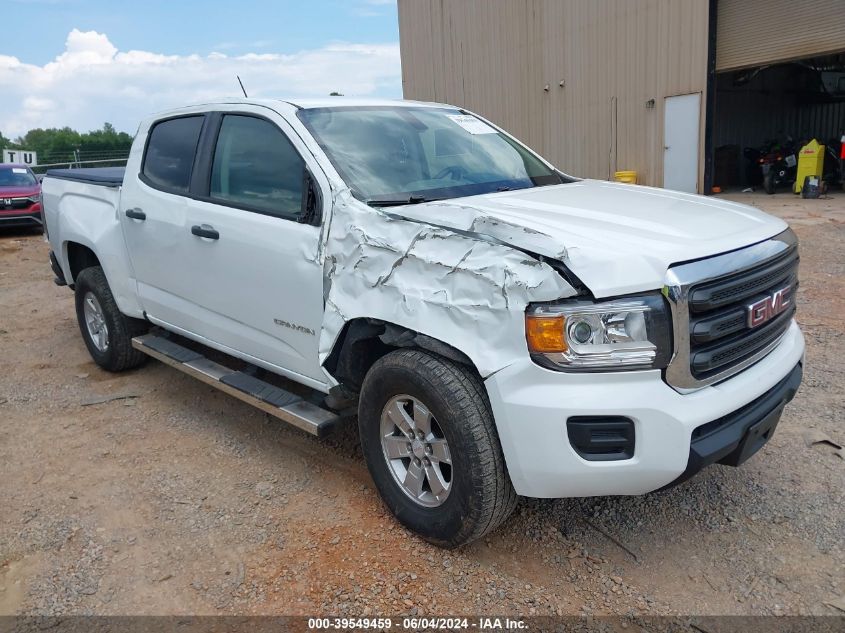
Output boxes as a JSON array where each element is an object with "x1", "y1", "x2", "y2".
[
  {"x1": 398, "y1": 200, "x2": 568, "y2": 261},
  {"x1": 319, "y1": 193, "x2": 576, "y2": 381}
]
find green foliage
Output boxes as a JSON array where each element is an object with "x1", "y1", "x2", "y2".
[
  {"x1": 79, "y1": 123, "x2": 134, "y2": 154},
  {"x1": 4, "y1": 123, "x2": 134, "y2": 162},
  {"x1": 16, "y1": 127, "x2": 81, "y2": 158}
]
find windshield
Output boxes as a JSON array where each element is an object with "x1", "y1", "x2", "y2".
[
  {"x1": 297, "y1": 106, "x2": 564, "y2": 204},
  {"x1": 0, "y1": 167, "x2": 37, "y2": 188}
]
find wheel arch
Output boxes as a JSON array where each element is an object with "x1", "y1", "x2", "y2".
[
  {"x1": 58, "y1": 235, "x2": 145, "y2": 319},
  {"x1": 64, "y1": 240, "x2": 101, "y2": 286},
  {"x1": 323, "y1": 318, "x2": 478, "y2": 393}
]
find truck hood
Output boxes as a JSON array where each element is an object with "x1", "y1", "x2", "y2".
[{"x1": 396, "y1": 179, "x2": 788, "y2": 297}]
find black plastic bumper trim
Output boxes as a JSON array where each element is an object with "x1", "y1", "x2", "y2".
[
  {"x1": 0, "y1": 214, "x2": 43, "y2": 227},
  {"x1": 661, "y1": 361, "x2": 802, "y2": 491},
  {"x1": 567, "y1": 416, "x2": 635, "y2": 461}
]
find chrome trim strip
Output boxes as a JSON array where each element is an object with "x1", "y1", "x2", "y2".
[{"x1": 663, "y1": 228, "x2": 797, "y2": 392}]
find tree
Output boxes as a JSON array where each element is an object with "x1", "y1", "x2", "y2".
[
  {"x1": 3, "y1": 123, "x2": 134, "y2": 162},
  {"x1": 329, "y1": 91, "x2": 344, "y2": 96},
  {"x1": 16, "y1": 127, "x2": 81, "y2": 159},
  {"x1": 80, "y1": 123, "x2": 133, "y2": 154},
  {"x1": 0, "y1": 131, "x2": 10, "y2": 151}
]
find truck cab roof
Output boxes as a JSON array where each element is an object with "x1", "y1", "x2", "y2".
[{"x1": 146, "y1": 97, "x2": 450, "y2": 121}]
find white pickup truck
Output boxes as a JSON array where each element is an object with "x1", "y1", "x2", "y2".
[{"x1": 42, "y1": 98, "x2": 804, "y2": 547}]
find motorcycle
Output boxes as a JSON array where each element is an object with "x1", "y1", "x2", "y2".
[
  {"x1": 742, "y1": 138, "x2": 798, "y2": 193},
  {"x1": 759, "y1": 138, "x2": 798, "y2": 195}
]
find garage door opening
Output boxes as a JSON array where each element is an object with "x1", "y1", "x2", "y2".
[{"x1": 711, "y1": 52, "x2": 845, "y2": 193}]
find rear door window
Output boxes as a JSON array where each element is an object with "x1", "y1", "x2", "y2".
[
  {"x1": 209, "y1": 114, "x2": 305, "y2": 220},
  {"x1": 142, "y1": 116, "x2": 204, "y2": 192}
]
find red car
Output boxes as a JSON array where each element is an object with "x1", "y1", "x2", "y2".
[{"x1": 0, "y1": 163, "x2": 42, "y2": 231}]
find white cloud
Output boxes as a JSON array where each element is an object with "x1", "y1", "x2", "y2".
[{"x1": 0, "y1": 29, "x2": 401, "y2": 138}]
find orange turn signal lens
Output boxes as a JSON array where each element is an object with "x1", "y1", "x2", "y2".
[{"x1": 525, "y1": 314, "x2": 567, "y2": 353}]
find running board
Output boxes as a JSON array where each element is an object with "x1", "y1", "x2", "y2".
[{"x1": 131, "y1": 334, "x2": 339, "y2": 437}]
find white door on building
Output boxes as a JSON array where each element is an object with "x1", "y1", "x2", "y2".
[{"x1": 663, "y1": 93, "x2": 701, "y2": 193}]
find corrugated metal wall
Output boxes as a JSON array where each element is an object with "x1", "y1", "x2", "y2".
[
  {"x1": 715, "y1": 96, "x2": 845, "y2": 151},
  {"x1": 398, "y1": 0, "x2": 710, "y2": 189},
  {"x1": 717, "y1": 0, "x2": 845, "y2": 71},
  {"x1": 714, "y1": 67, "x2": 845, "y2": 150}
]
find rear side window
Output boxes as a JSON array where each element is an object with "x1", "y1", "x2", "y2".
[
  {"x1": 210, "y1": 115, "x2": 304, "y2": 220},
  {"x1": 142, "y1": 116, "x2": 204, "y2": 192}
]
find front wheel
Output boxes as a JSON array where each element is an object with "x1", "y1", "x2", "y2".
[
  {"x1": 74, "y1": 266, "x2": 148, "y2": 371},
  {"x1": 358, "y1": 349, "x2": 517, "y2": 547}
]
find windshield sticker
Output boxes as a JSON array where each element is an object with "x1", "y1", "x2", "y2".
[
  {"x1": 446, "y1": 115, "x2": 497, "y2": 135},
  {"x1": 12, "y1": 168, "x2": 27, "y2": 174}
]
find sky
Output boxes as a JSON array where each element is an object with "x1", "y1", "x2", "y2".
[{"x1": 0, "y1": 0, "x2": 402, "y2": 138}]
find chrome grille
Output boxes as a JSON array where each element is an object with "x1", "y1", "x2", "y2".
[
  {"x1": 1, "y1": 197, "x2": 32, "y2": 210},
  {"x1": 688, "y1": 247, "x2": 798, "y2": 313},
  {"x1": 664, "y1": 229, "x2": 798, "y2": 391}
]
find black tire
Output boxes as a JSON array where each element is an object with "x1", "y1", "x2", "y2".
[
  {"x1": 763, "y1": 171, "x2": 776, "y2": 194},
  {"x1": 74, "y1": 266, "x2": 148, "y2": 372},
  {"x1": 358, "y1": 349, "x2": 517, "y2": 547}
]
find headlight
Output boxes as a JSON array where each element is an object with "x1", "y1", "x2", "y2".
[
  {"x1": 525, "y1": 294, "x2": 672, "y2": 371},
  {"x1": 27, "y1": 194, "x2": 41, "y2": 205}
]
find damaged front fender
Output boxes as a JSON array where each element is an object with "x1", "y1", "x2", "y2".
[{"x1": 320, "y1": 192, "x2": 577, "y2": 382}]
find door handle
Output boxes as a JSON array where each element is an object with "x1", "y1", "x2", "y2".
[
  {"x1": 191, "y1": 224, "x2": 219, "y2": 240},
  {"x1": 125, "y1": 208, "x2": 146, "y2": 220}
]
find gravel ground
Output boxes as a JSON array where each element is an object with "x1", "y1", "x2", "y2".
[{"x1": 0, "y1": 192, "x2": 843, "y2": 617}]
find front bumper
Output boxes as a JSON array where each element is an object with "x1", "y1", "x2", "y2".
[
  {"x1": 661, "y1": 360, "x2": 801, "y2": 490},
  {"x1": 485, "y1": 320, "x2": 804, "y2": 498},
  {"x1": 0, "y1": 207, "x2": 42, "y2": 228}
]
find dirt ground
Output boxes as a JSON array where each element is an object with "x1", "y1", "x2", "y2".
[{"x1": 0, "y1": 192, "x2": 843, "y2": 617}]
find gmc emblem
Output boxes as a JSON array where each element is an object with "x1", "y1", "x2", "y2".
[{"x1": 747, "y1": 285, "x2": 792, "y2": 328}]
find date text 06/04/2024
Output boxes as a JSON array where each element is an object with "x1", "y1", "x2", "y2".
[{"x1": 307, "y1": 617, "x2": 528, "y2": 630}]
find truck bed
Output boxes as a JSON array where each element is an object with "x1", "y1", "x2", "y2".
[{"x1": 45, "y1": 167, "x2": 125, "y2": 187}]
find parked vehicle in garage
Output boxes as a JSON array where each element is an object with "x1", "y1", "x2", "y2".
[
  {"x1": 0, "y1": 164, "x2": 42, "y2": 231},
  {"x1": 41, "y1": 99, "x2": 804, "y2": 547},
  {"x1": 758, "y1": 138, "x2": 798, "y2": 194}
]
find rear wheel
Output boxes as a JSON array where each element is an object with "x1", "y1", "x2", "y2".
[
  {"x1": 74, "y1": 266, "x2": 148, "y2": 371},
  {"x1": 763, "y1": 171, "x2": 776, "y2": 194},
  {"x1": 358, "y1": 349, "x2": 517, "y2": 547}
]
